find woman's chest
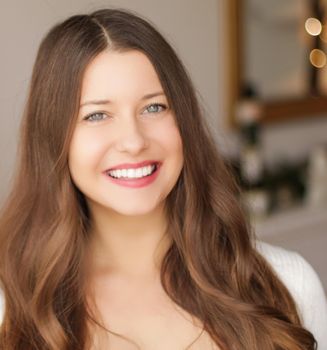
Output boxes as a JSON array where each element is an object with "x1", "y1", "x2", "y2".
[{"x1": 91, "y1": 280, "x2": 219, "y2": 350}]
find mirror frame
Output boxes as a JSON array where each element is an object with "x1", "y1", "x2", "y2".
[{"x1": 227, "y1": 0, "x2": 327, "y2": 127}]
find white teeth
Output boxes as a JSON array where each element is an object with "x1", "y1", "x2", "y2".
[
  {"x1": 127, "y1": 169, "x2": 134, "y2": 177},
  {"x1": 136, "y1": 168, "x2": 143, "y2": 177},
  {"x1": 142, "y1": 167, "x2": 148, "y2": 177},
  {"x1": 108, "y1": 164, "x2": 157, "y2": 179}
]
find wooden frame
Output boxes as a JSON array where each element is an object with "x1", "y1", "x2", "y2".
[{"x1": 227, "y1": 0, "x2": 327, "y2": 127}]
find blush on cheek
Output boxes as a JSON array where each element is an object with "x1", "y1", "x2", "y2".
[
  {"x1": 153, "y1": 119, "x2": 182, "y2": 145},
  {"x1": 70, "y1": 130, "x2": 110, "y2": 163}
]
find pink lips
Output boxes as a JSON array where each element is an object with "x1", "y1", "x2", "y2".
[{"x1": 103, "y1": 160, "x2": 162, "y2": 188}]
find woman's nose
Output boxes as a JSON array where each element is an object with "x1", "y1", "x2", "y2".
[{"x1": 114, "y1": 116, "x2": 150, "y2": 155}]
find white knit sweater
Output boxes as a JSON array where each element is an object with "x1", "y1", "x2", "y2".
[
  {"x1": 0, "y1": 241, "x2": 326, "y2": 348},
  {"x1": 256, "y1": 241, "x2": 327, "y2": 350}
]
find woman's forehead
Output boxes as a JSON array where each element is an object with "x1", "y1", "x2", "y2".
[{"x1": 80, "y1": 49, "x2": 164, "y2": 105}]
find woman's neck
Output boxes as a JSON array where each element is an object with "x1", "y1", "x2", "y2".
[{"x1": 86, "y1": 201, "x2": 172, "y2": 281}]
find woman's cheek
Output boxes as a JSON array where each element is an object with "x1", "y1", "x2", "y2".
[{"x1": 69, "y1": 128, "x2": 111, "y2": 173}]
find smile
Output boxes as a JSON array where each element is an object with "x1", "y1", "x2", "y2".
[
  {"x1": 107, "y1": 164, "x2": 157, "y2": 179},
  {"x1": 104, "y1": 162, "x2": 161, "y2": 189}
]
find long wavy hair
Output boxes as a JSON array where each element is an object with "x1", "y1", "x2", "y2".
[{"x1": 0, "y1": 8, "x2": 316, "y2": 350}]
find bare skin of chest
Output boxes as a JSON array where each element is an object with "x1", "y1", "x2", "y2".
[{"x1": 90, "y1": 275, "x2": 220, "y2": 350}]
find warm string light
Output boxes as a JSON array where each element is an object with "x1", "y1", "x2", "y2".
[
  {"x1": 305, "y1": 17, "x2": 326, "y2": 68},
  {"x1": 310, "y1": 49, "x2": 326, "y2": 67},
  {"x1": 305, "y1": 18, "x2": 322, "y2": 36}
]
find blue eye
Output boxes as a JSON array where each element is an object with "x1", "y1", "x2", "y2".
[
  {"x1": 143, "y1": 103, "x2": 167, "y2": 114},
  {"x1": 84, "y1": 112, "x2": 107, "y2": 122},
  {"x1": 83, "y1": 104, "x2": 167, "y2": 122}
]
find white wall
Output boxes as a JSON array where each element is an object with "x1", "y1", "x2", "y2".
[{"x1": 1, "y1": 0, "x2": 327, "y2": 205}]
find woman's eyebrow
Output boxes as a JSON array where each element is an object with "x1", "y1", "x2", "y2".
[{"x1": 80, "y1": 91, "x2": 165, "y2": 108}]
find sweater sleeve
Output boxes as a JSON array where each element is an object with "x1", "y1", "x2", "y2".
[{"x1": 256, "y1": 241, "x2": 327, "y2": 350}]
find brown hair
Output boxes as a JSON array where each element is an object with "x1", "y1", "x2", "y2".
[{"x1": 0, "y1": 8, "x2": 316, "y2": 350}]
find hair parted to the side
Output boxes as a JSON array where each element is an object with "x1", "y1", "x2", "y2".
[{"x1": 0, "y1": 8, "x2": 316, "y2": 350}]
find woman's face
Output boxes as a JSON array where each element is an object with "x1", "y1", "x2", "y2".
[{"x1": 68, "y1": 49, "x2": 184, "y2": 216}]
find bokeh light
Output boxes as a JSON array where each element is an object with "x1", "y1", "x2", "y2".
[
  {"x1": 305, "y1": 18, "x2": 322, "y2": 36},
  {"x1": 310, "y1": 49, "x2": 327, "y2": 68}
]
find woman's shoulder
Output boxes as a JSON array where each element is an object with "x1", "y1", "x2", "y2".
[
  {"x1": 255, "y1": 241, "x2": 325, "y2": 303},
  {"x1": 256, "y1": 241, "x2": 327, "y2": 349}
]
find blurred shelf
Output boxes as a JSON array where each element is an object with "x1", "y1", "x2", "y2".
[
  {"x1": 254, "y1": 203, "x2": 327, "y2": 239},
  {"x1": 253, "y1": 203, "x2": 327, "y2": 292}
]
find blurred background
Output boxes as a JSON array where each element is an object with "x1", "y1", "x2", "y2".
[{"x1": 0, "y1": 0, "x2": 326, "y2": 291}]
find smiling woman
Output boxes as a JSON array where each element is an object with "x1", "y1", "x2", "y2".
[
  {"x1": 0, "y1": 7, "x2": 325, "y2": 350},
  {"x1": 69, "y1": 49, "x2": 183, "y2": 215}
]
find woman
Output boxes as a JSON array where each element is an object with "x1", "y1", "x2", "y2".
[{"x1": 0, "y1": 8, "x2": 326, "y2": 350}]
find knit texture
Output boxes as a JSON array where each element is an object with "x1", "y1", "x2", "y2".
[{"x1": 256, "y1": 241, "x2": 327, "y2": 350}]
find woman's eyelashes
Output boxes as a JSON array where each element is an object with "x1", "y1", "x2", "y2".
[
  {"x1": 83, "y1": 112, "x2": 108, "y2": 122},
  {"x1": 142, "y1": 102, "x2": 167, "y2": 114},
  {"x1": 82, "y1": 103, "x2": 168, "y2": 123}
]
